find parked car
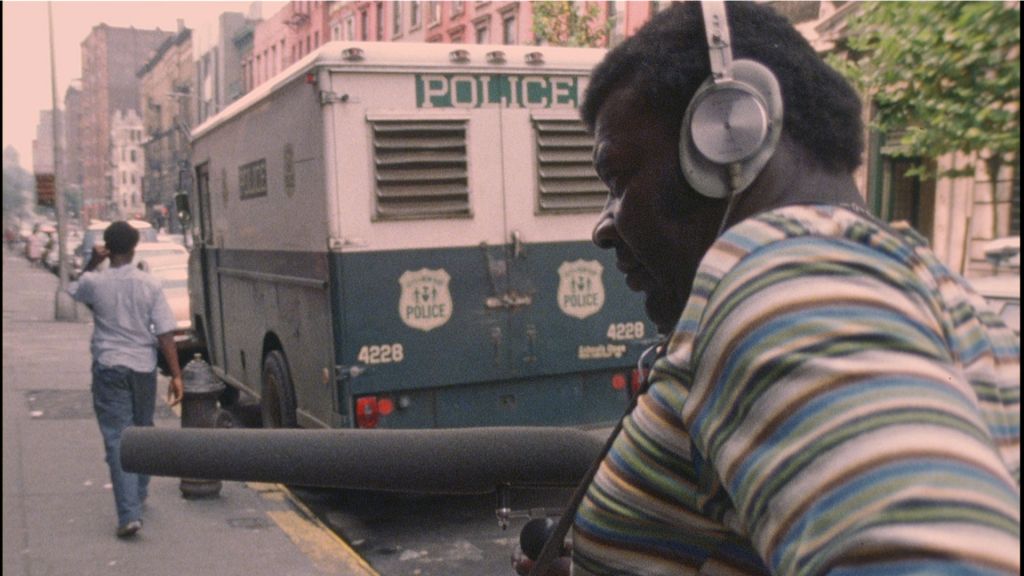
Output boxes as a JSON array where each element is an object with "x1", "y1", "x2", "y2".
[
  {"x1": 148, "y1": 263, "x2": 190, "y2": 332},
  {"x1": 131, "y1": 242, "x2": 188, "y2": 271},
  {"x1": 971, "y1": 275, "x2": 1020, "y2": 335},
  {"x1": 43, "y1": 230, "x2": 82, "y2": 274},
  {"x1": 971, "y1": 237, "x2": 1021, "y2": 335},
  {"x1": 91, "y1": 241, "x2": 186, "y2": 274},
  {"x1": 147, "y1": 263, "x2": 196, "y2": 375},
  {"x1": 982, "y1": 236, "x2": 1020, "y2": 270},
  {"x1": 156, "y1": 232, "x2": 187, "y2": 247}
]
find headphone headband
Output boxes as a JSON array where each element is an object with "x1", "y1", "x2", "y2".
[{"x1": 702, "y1": 1, "x2": 733, "y2": 82}]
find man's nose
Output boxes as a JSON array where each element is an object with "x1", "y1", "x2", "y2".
[{"x1": 592, "y1": 205, "x2": 618, "y2": 249}]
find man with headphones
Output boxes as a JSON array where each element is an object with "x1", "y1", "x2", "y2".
[{"x1": 519, "y1": 3, "x2": 1020, "y2": 575}]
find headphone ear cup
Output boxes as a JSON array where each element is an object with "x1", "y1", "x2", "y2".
[{"x1": 679, "y1": 59, "x2": 783, "y2": 199}]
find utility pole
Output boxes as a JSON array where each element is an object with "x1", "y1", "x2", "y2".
[{"x1": 50, "y1": 1, "x2": 77, "y2": 321}]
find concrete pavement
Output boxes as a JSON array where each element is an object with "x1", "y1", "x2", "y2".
[{"x1": 2, "y1": 247, "x2": 377, "y2": 576}]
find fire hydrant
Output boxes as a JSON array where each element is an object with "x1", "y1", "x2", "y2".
[{"x1": 179, "y1": 354, "x2": 227, "y2": 499}]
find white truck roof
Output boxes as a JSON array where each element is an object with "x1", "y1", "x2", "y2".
[{"x1": 192, "y1": 41, "x2": 606, "y2": 141}]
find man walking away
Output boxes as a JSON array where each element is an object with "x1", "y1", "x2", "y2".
[{"x1": 68, "y1": 220, "x2": 184, "y2": 538}]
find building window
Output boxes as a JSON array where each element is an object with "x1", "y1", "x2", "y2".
[
  {"x1": 271, "y1": 45, "x2": 277, "y2": 75},
  {"x1": 376, "y1": 2, "x2": 384, "y2": 40},
  {"x1": 428, "y1": 1, "x2": 441, "y2": 26},
  {"x1": 360, "y1": 9, "x2": 369, "y2": 39},
  {"x1": 410, "y1": 1, "x2": 422, "y2": 29},
  {"x1": 393, "y1": 2, "x2": 403, "y2": 37},
  {"x1": 345, "y1": 16, "x2": 355, "y2": 40},
  {"x1": 315, "y1": 31, "x2": 320, "y2": 48},
  {"x1": 131, "y1": 150, "x2": 136, "y2": 163},
  {"x1": 502, "y1": 13, "x2": 516, "y2": 45},
  {"x1": 451, "y1": 1, "x2": 464, "y2": 17},
  {"x1": 475, "y1": 18, "x2": 489, "y2": 44}
]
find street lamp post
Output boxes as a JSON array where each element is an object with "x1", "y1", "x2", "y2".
[{"x1": 50, "y1": 1, "x2": 78, "y2": 321}]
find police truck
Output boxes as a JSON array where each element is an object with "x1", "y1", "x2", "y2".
[{"x1": 180, "y1": 42, "x2": 654, "y2": 431}]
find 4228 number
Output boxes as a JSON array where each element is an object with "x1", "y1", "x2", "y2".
[
  {"x1": 607, "y1": 321, "x2": 645, "y2": 341},
  {"x1": 357, "y1": 343, "x2": 405, "y2": 365}
]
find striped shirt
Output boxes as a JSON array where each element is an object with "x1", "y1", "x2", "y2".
[{"x1": 572, "y1": 205, "x2": 1020, "y2": 575}]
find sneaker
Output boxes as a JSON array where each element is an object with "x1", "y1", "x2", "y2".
[{"x1": 116, "y1": 520, "x2": 142, "y2": 538}]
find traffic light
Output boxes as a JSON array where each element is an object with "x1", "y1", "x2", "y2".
[{"x1": 35, "y1": 174, "x2": 56, "y2": 207}]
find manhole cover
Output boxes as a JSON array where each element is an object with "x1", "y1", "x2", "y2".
[{"x1": 26, "y1": 389, "x2": 177, "y2": 420}]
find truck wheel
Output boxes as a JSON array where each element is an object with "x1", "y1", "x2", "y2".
[{"x1": 261, "y1": 350, "x2": 298, "y2": 428}]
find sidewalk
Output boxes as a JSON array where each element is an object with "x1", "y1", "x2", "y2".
[{"x1": 2, "y1": 248, "x2": 376, "y2": 576}]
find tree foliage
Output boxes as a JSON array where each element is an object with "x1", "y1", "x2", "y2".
[
  {"x1": 532, "y1": 1, "x2": 611, "y2": 48},
  {"x1": 830, "y1": 1, "x2": 1020, "y2": 180}
]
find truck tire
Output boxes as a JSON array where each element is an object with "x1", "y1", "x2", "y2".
[{"x1": 261, "y1": 350, "x2": 298, "y2": 428}]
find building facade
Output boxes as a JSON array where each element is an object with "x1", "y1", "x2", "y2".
[
  {"x1": 79, "y1": 24, "x2": 173, "y2": 221},
  {"x1": 248, "y1": 1, "x2": 332, "y2": 91},
  {"x1": 195, "y1": 12, "x2": 254, "y2": 124},
  {"x1": 62, "y1": 85, "x2": 84, "y2": 210},
  {"x1": 805, "y1": 1, "x2": 1020, "y2": 277},
  {"x1": 138, "y1": 25, "x2": 194, "y2": 230},
  {"x1": 31, "y1": 110, "x2": 63, "y2": 176},
  {"x1": 109, "y1": 109, "x2": 145, "y2": 219},
  {"x1": 322, "y1": 1, "x2": 670, "y2": 47},
  {"x1": 227, "y1": 1, "x2": 1022, "y2": 277}
]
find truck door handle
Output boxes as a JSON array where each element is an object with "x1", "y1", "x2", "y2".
[
  {"x1": 511, "y1": 230, "x2": 524, "y2": 259},
  {"x1": 524, "y1": 325, "x2": 538, "y2": 364},
  {"x1": 490, "y1": 326, "x2": 502, "y2": 366}
]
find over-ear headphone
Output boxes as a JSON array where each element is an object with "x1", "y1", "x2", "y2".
[{"x1": 680, "y1": 1, "x2": 783, "y2": 200}]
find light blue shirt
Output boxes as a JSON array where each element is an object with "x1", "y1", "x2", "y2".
[{"x1": 68, "y1": 264, "x2": 177, "y2": 373}]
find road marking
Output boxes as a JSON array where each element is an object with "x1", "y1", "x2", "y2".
[{"x1": 251, "y1": 482, "x2": 379, "y2": 576}]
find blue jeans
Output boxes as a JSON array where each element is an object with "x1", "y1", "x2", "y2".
[{"x1": 91, "y1": 362, "x2": 157, "y2": 526}]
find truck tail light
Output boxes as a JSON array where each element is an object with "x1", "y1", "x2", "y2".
[
  {"x1": 631, "y1": 368, "x2": 649, "y2": 396},
  {"x1": 355, "y1": 396, "x2": 380, "y2": 428},
  {"x1": 355, "y1": 395, "x2": 396, "y2": 428},
  {"x1": 611, "y1": 373, "x2": 628, "y2": 391}
]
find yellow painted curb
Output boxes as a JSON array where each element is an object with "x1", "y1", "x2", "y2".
[{"x1": 251, "y1": 482, "x2": 379, "y2": 576}]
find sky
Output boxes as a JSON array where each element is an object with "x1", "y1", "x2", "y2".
[{"x1": 2, "y1": 1, "x2": 284, "y2": 172}]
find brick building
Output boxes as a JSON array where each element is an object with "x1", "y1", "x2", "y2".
[
  {"x1": 108, "y1": 109, "x2": 145, "y2": 219},
  {"x1": 247, "y1": 1, "x2": 331, "y2": 91},
  {"x1": 62, "y1": 85, "x2": 84, "y2": 210},
  {"x1": 78, "y1": 24, "x2": 173, "y2": 221},
  {"x1": 138, "y1": 25, "x2": 194, "y2": 229}
]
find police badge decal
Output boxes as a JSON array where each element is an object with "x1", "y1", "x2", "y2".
[
  {"x1": 399, "y1": 268, "x2": 453, "y2": 332},
  {"x1": 557, "y1": 260, "x2": 605, "y2": 320}
]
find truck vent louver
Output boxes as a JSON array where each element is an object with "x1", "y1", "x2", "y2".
[
  {"x1": 371, "y1": 120, "x2": 470, "y2": 220},
  {"x1": 533, "y1": 118, "x2": 607, "y2": 213}
]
